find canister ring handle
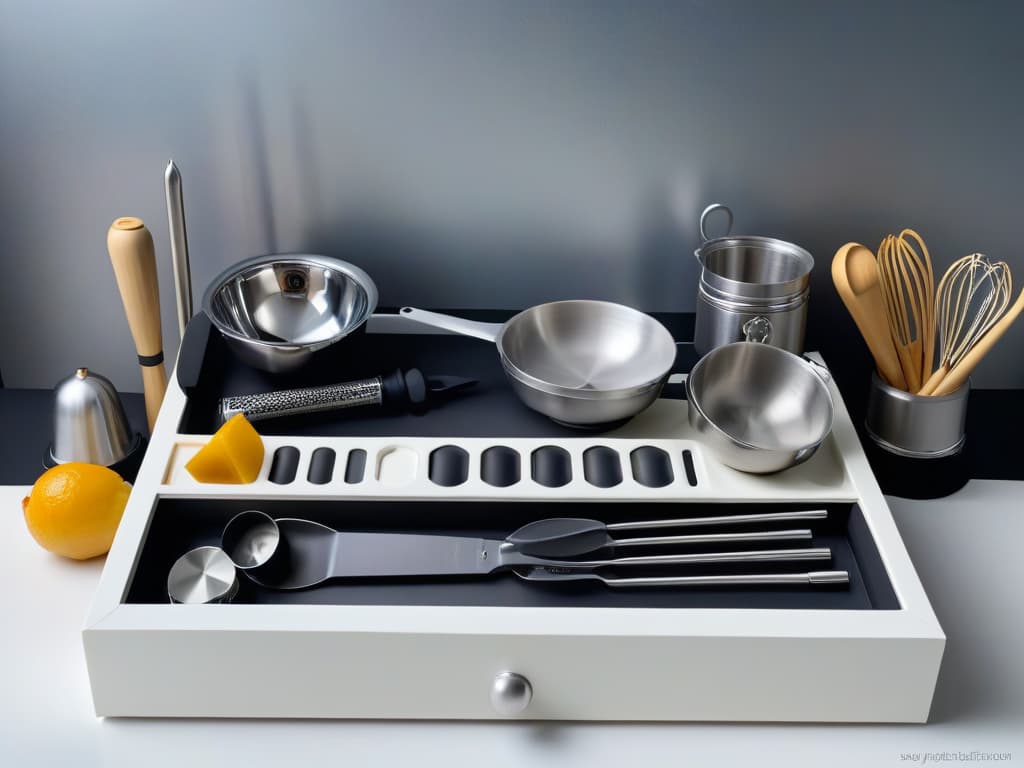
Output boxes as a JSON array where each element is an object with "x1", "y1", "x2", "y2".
[
  {"x1": 742, "y1": 316, "x2": 772, "y2": 344},
  {"x1": 699, "y1": 203, "x2": 733, "y2": 243}
]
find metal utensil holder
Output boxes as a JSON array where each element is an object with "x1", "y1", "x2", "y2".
[{"x1": 865, "y1": 373, "x2": 969, "y2": 458}]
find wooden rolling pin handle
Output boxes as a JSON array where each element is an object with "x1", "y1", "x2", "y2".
[
  {"x1": 107, "y1": 216, "x2": 168, "y2": 432},
  {"x1": 140, "y1": 364, "x2": 168, "y2": 430}
]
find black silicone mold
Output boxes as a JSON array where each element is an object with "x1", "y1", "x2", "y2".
[
  {"x1": 531, "y1": 446, "x2": 572, "y2": 487},
  {"x1": 682, "y1": 449, "x2": 698, "y2": 487},
  {"x1": 631, "y1": 446, "x2": 674, "y2": 488},
  {"x1": 269, "y1": 446, "x2": 300, "y2": 484},
  {"x1": 307, "y1": 447, "x2": 336, "y2": 485},
  {"x1": 583, "y1": 446, "x2": 622, "y2": 488},
  {"x1": 481, "y1": 446, "x2": 521, "y2": 487},
  {"x1": 429, "y1": 445, "x2": 470, "y2": 487},
  {"x1": 344, "y1": 449, "x2": 367, "y2": 484}
]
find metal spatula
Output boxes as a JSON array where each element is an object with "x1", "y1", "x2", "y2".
[{"x1": 505, "y1": 510, "x2": 828, "y2": 557}]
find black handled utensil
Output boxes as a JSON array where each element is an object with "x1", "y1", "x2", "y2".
[
  {"x1": 217, "y1": 368, "x2": 477, "y2": 423},
  {"x1": 506, "y1": 510, "x2": 828, "y2": 558}
]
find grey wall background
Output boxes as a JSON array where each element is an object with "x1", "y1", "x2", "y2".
[{"x1": 1, "y1": 0, "x2": 1022, "y2": 393}]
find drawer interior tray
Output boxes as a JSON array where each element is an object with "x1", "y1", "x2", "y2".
[
  {"x1": 175, "y1": 314, "x2": 697, "y2": 437},
  {"x1": 126, "y1": 499, "x2": 898, "y2": 610}
]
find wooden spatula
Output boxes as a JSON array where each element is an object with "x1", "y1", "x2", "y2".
[{"x1": 831, "y1": 242, "x2": 907, "y2": 389}]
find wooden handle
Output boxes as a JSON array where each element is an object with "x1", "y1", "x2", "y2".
[
  {"x1": 107, "y1": 217, "x2": 167, "y2": 431},
  {"x1": 140, "y1": 364, "x2": 168, "y2": 430},
  {"x1": 932, "y1": 285, "x2": 1024, "y2": 396}
]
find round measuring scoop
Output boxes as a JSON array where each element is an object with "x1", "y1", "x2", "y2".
[
  {"x1": 222, "y1": 510, "x2": 281, "y2": 569},
  {"x1": 167, "y1": 546, "x2": 239, "y2": 604}
]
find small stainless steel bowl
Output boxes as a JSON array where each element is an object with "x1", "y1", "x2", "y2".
[
  {"x1": 202, "y1": 254, "x2": 378, "y2": 373},
  {"x1": 167, "y1": 546, "x2": 239, "y2": 604},
  {"x1": 686, "y1": 342, "x2": 834, "y2": 474}
]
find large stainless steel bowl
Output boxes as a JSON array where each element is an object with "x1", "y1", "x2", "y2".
[
  {"x1": 685, "y1": 342, "x2": 834, "y2": 474},
  {"x1": 202, "y1": 254, "x2": 377, "y2": 372}
]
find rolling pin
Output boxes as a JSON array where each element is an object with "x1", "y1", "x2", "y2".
[{"x1": 107, "y1": 217, "x2": 167, "y2": 431}]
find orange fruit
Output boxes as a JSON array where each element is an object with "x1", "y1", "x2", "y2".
[
  {"x1": 22, "y1": 463, "x2": 132, "y2": 560},
  {"x1": 185, "y1": 413, "x2": 264, "y2": 483}
]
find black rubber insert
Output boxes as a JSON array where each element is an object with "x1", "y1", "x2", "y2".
[
  {"x1": 125, "y1": 499, "x2": 895, "y2": 611},
  {"x1": 175, "y1": 312, "x2": 696, "y2": 438},
  {"x1": 429, "y1": 445, "x2": 470, "y2": 487},
  {"x1": 682, "y1": 449, "x2": 698, "y2": 487},
  {"x1": 583, "y1": 446, "x2": 622, "y2": 488},
  {"x1": 631, "y1": 446, "x2": 674, "y2": 488},
  {"x1": 531, "y1": 446, "x2": 572, "y2": 487},
  {"x1": 269, "y1": 446, "x2": 300, "y2": 485},
  {"x1": 344, "y1": 449, "x2": 367, "y2": 484},
  {"x1": 480, "y1": 446, "x2": 520, "y2": 487},
  {"x1": 307, "y1": 447, "x2": 336, "y2": 485}
]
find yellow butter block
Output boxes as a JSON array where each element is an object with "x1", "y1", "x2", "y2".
[{"x1": 185, "y1": 414, "x2": 265, "y2": 483}]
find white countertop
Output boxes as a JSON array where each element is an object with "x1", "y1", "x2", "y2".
[{"x1": 2, "y1": 481, "x2": 1021, "y2": 767}]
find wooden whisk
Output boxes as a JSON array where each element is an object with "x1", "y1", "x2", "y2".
[
  {"x1": 877, "y1": 229, "x2": 935, "y2": 393},
  {"x1": 918, "y1": 254, "x2": 1012, "y2": 395}
]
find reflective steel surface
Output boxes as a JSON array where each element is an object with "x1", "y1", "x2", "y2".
[
  {"x1": 203, "y1": 254, "x2": 378, "y2": 372},
  {"x1": 686, "y1": 342, "x2": 834, "y2": 473},
  {"x1": 50, "y1": 367, "x2": 134, "y2": 466},
  {"x1": 167, "y1": 546, "x2": 239, "y2": 604}
]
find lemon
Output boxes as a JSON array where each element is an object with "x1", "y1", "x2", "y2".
[
  {"x1": 22, "y1": 463, "x2": 132, "y2": 560},
  {"x1": 185, "y1": 413, "x2": 264, "y2": 483}
]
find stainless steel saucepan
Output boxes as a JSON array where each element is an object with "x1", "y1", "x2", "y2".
[{"x1": 399, "y1": 301, "x2": 677, "y2": 428}]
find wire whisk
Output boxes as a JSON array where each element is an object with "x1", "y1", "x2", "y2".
[{"x1": 918, "y1": 253, "x2": 1012, "y2": 395}]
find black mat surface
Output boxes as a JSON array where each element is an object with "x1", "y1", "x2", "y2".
[
  {"x1": 127, "y1": 499, "x2": 896, "y2": 610},
  {"x1": 3, "y1": 310, "x2": 1021, "y2": 493},
  {"x1": 176, "y1": 312, "x2": 699, "y2": 438}
]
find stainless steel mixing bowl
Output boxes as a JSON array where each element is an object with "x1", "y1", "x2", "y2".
[
  {"x1": 685, "y1": 342, "x2": 834, "y2": 474},
  {"x1": 202, "y1": 254, "x2": 378, "y2": 372}
]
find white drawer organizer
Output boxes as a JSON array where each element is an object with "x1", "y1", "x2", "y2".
[{"x1": 83, "y1": 318, "x2": 945, "y2": 723}]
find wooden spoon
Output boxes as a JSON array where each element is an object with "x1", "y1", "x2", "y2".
[
  {"x1": 831, "y1": 242, "x2": 907, "y2": 389},
  {"x1": 932, "y1": 282, "x2": 1024, "y2": 396}
]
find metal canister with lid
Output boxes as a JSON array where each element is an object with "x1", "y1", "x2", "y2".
[{"x1": 693, "y1": 204, "x2": 814, "y2": 356}]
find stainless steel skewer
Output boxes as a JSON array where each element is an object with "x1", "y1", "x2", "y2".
[
  {"x1": 606, "y1": 510, "x2": 828, "y2": 530},
  {"x1": 513, "y1": 568, "x2": 850, "y2": 588},
  {"x1": 164, "y1": 159, "x2": 193, "y2": 338}
]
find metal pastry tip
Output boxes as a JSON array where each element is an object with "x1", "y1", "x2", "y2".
[{"x1": 808, "y1": 570, "x2": 849, "y2": 584}]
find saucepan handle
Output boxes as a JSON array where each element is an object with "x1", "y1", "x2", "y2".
[
  {"x1": 803, "y1": 356, "x2": 832, "y2": 384},
  {"x1": 399, "y1": 308, "x2": 503, "y2": 343}
]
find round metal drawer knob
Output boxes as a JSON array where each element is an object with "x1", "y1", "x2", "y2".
[{"x1": 490, "y1": 672, "x2": 532, "y2": 715}]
